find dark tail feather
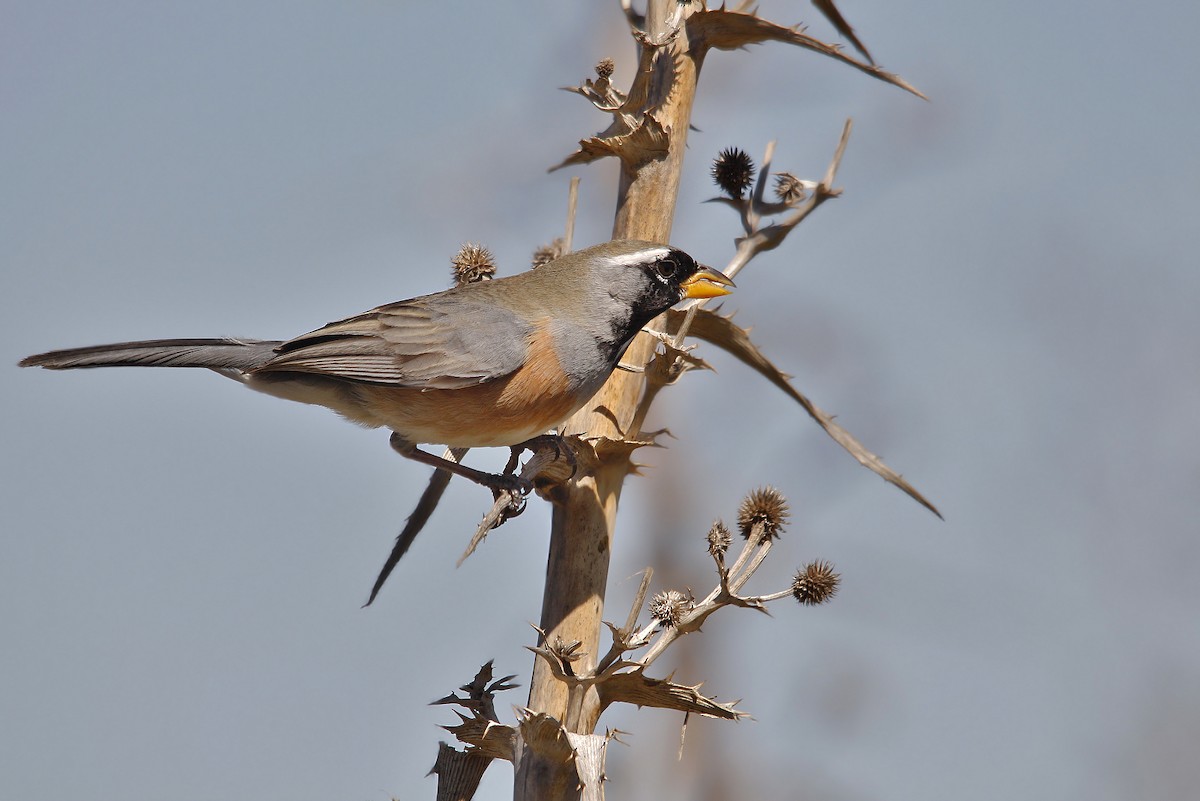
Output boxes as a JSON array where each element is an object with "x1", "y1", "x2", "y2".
[{"x1": 19, "y1": 338, "x2": 282, "y2": 372}]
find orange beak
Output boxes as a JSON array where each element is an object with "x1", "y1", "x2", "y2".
[{"x1": 680, "y1": 266, "x2": 735, "y2": 299}]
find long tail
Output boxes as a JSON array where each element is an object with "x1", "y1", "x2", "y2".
[{"x1": 20, "y1": 338, "x2": 282, "y2": 372}]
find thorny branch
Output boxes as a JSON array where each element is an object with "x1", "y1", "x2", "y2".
[
  {"x1": 417, "y1": 2, "x2": 927, "y2": 794},
  {"x1": 515, "y1": 486, "x2": 837, "y2": 724},
  {"x1": 376, "y1": 1, "x2": 932, "y2": 601},
  {"x1": 647, "y1": 124, "x2": 942, "y2": 517}
]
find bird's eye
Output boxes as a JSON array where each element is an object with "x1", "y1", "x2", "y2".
[{"x1": 655, "y1": 258, "x2": 678, "y2": 279}]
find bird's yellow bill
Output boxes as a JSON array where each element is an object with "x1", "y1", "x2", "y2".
[{"x1": 681, "y1": 266, "x2": 735, "y2": 299}]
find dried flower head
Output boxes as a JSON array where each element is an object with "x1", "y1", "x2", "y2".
[
  {"x1": 531, "y1": 238, "x2": 566, "y2": 269},
  {"x1": 711, "y1": 147, "x2": 755, "y2": 199},
  {"x1": 649, "y1": 589, "x2": 692, "y2": 628},
  {"x1": 791, "y1": 560, "x2": 840, "y2": 605},
  {"x1": 451, "y1": 243, "x2": 496, "y2": 285},
  {"x1": 548, "y1": 636, "x2": 586, "y2": 665},
  {"x1": 737, "y1": 486, "x2": 790, "y2": 541},
  {"x1": 595, "y1": 58, "x2": 615, "y2": 79},
  {"x1": 706, "y1": 519, "x2": 732, "y2": 560},
  {"x1": 773, "y1": 172, "x2": 807, "y2": 204}
]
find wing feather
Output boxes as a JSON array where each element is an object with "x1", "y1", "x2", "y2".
[{"x1": 256, "y1": 292, "x2": 532, "y2": 389}]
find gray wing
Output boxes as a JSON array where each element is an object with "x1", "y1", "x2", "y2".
[{"x1": 257, "y1": 293, "x2": 533, "y2": 390}]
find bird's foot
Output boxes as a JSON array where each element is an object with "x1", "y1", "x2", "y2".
[{"x1": 511, "y1": 433, "x2": 579, "y2": 481}]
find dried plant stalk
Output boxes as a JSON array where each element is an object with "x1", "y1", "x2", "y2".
[{"x1": 528, "y1": 0, "x2": 705, "y2": 731}]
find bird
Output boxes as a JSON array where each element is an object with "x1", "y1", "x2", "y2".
[{"x1": 20, "y1": 239, "x2": 733, "y2": 491}]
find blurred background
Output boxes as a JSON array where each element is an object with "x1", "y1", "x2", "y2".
[{"x1": 3, "y1": 2, "x2": 1198, "y2": 800}]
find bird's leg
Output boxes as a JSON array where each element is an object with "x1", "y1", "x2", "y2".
[
  {"x1": 501, "y1": 445, "x2": 522, "y2": 477},
  {"x1": 389, "y1": 433, "x2": 531, "y2": 495}
]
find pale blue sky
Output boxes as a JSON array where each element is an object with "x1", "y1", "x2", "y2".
[{"x1": 4, "y1": 2, "x2": 1199, "y2": 800}]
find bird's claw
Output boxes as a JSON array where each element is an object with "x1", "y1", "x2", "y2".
[
  {"x1": 488, "y1": 472, "x2": 533, "y2": 498},
  {"x1": 513, "y1": 433, "x2": 579, "y2": 481},
  {"x1": 490, "y1": 476, "x2": 529, "y2": 525}
]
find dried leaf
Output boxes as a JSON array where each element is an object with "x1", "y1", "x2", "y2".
[
  {"x1": 552, "y1": 30, "x2": 677, "y2": 172},
  {"x1": 664, "y1": 308, "x2": 942, "y2": 518},
  {"x1": 427, "y1": 742, "x2": 492, "y2": 797},
  {"x1": 515, "y1": 711, "x2": 576, "y2": 762},
  {"x1": 812, "y1": 0, "x2": 875, "y2": 65},
  {"x1": 561, "y1": 74, "x2": 628, "y2": 112},
  {"x1": 687, "y1": 8, "x2": 925, "y2": 100},
  {"x1": 463, "y1": 661, "x2": 495, "y2": 696},
  {"x1": 644, "y1": 336, "x2": 713, "y2": 386},
  {"x1": 625, "y1": 567, "x2": 653, "y2": 633},
  {"x1": 551, "y1": 114, "x2": 670, "y2": 171},
  {"x1": 591, "y1": 432, "x2": 668, "y2": 467},
  {"x1": 443, "y1": 717, "x2": 517, "y2": 761},
  {"x1": 459, "y1": 489, "x2": 524, "y2": 566},
  {"x1": 597, "y1": 669, "x2": 745, "y2": 720}
]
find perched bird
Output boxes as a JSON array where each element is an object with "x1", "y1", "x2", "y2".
[{"x1": 21, "y1": 239, "x2": 732, "y2": 489}]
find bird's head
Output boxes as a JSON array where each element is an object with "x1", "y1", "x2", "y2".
[{"x1": 574, "y1": 239, "x2": 734, "y2": 332}]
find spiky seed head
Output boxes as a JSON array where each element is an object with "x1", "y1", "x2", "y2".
[
  {"x1": 707, "y1": 519, "x2": 732, "y2": 560},
  {"x1": 531, "y1": 238, "x2": 566, "y2": 269},
  {"x1": 774, "y1": 172, "x2": 806, "y2": 204},
  {"x1": 711, "y1": 147, "x2": 755, "y2": 199},
  {"x1": 792, "y1": 560, "x2": 840, "y2": 605},
  {"x1": 451, "y1": 243, "x2": 497, "y2": 285},
  {"x1": 595, "y1": 58, "x2": 615, "y2": 79},
  {"x1": 649, "y1": 590, "x2": 692, "y2": 628},
  {"x1": 737, "y1": 486, "x2": 790, "y2": 541}
]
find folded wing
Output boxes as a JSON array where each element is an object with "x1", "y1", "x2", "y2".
[{"x1": 258, "y1": 295, "x2": 532, "y2": 390}]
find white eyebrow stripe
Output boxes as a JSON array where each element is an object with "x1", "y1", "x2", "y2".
[{"x1": 605, "y1": 247, "x2": 672, "y2": 266}]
